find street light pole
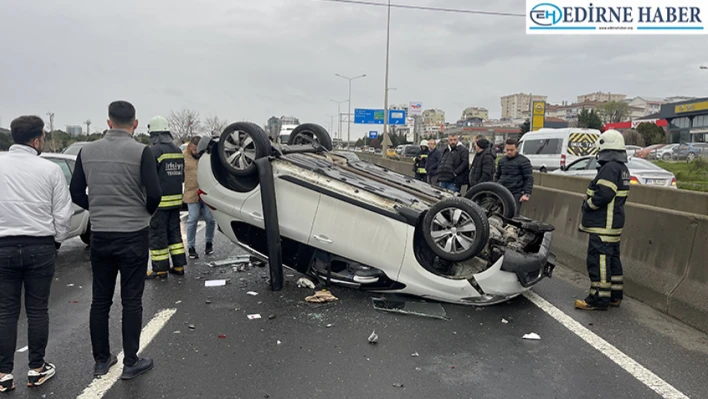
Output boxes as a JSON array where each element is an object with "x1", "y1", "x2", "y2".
[
  {"x1": 382, "y1": 0, "x2": 391, "y2": 158},
  {"x1": 330, "y1": 99, "x2": 347, "y2": 142},
  {"x1": 335, "y1": 73, "x2": 366, "y2": 147}
]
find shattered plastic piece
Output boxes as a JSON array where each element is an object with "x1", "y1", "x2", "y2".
[
  {"x1": 209, "y1": 256, "x2": 250, "y2": 268},
  {"x1": 248, "y1": 314, "x2": 262, "y2": 320},
  {"x1": 326, "y1": 324, "x2": 334, "y2": 328},
  {"x1": 67, "y1": 284, "x2": 74, "y2": 287},
  {"x1": 411, "y1": 352, "x2": 419, "y2": 357},
  {"x1": 501, "y1": 319, "x2": 509, "y2": 324},
  {"x1": 522, "y1": 333, "x2": 541, "y2": 340},
  {"x1": 70, "y1": 301, "x2": 78, "y2": 304},
  {"x1": 17, "y1": 346, "x2": 28, "y2": 353},
  {"x1": 174, "y1": 331, "x2": 181, "y2": 334},
  {"x1": 268, "y1": 314, "x2": 276, "y2": 320},
  {"x1": 247, "y1": 291, "x2": 259, "y2": 296},
  {"x1": 277, "y1": 340, "x2": 282, "y2": 345},
  {"x1": 205, "y1": 279, "x2": 227, "y2": 287},
  {"x1": 393, "y1": 383, "x2": 404, "y2": 388},
  {"x1": 305, "y1": 290, "x2": 338, "y2": 303},
  {"x1": 188, "y1": 325, "x2": 196, "y2": 330},
  {"x1": 415, "y1": 367, "x2": 422, "y2": 371},
  {"x1": 205, "y1": 300, "x2": 212, "y2": 304},
  {"x1": 372, "y1": 297, "x2": 449, "y2": 320},
  {"x1": 297, "y1": 277, "x2": 316, "y2": 289},
  {"x1": 368, "y1": 330, "x2": 378, "y2": 344},
  {"x1": 175, "y1": 300, "x2": 182, "y2": 304},
  {"x1": 218, "y1": 334, "x2": 226, "y2": 339}
]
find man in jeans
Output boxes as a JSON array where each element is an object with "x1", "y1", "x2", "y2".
[
  {"x1": 0, "y1": 115, "x2": 73, "y2": 391},
  {"x1": 70, "y1": 101, "x2": 161, "y2": 380},
  {"x1": 183, "y1": 136, "x2": 216, "y2": 258},
  {"x1": 437, "y1": 134, "x2": 469, "y2": 193}
]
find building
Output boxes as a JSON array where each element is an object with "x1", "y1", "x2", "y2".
[
  {"x1": 664, "y1": 96, "x2": 696, "y2": 104},
  {"x1": 577, "y1": 92, "x2": 626, "y2": 103},
  {"x1": 551, "y1": 101, "x2": 604, "y2": 121},
  {"x1": 501, "y1": 93, "x2": 548, "y2": 120},
  {"x1": 543, "y1": 117, "x2": 570, "y2": 129},
  {"x1": 456, "y1": 118, "x2": 483, "y2": 127},
  {"x1": 422, "y1": 109, "x2": 445, "y2": 127},
  {"x1": 659, "y1": 97, "x2": 708, "y2": 143},
  {"x1": 461, "y1": 107, "x2": 489, "y2": 121},
  {"x1": 626, "y1": 97, "x2": 666, "y2": 118},
  {"x1": 66, "y1": 125, "x2": 82, "y2": 136}
]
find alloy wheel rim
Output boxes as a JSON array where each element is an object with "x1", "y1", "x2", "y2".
[
  {"x1": 222, "y1": 130, "x2": 257, "y2": 170},
  {"x1": 429, "y1": 207, "x2": 477, "y2": 254}
]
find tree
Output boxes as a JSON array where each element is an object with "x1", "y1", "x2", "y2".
[
  {"x1": 167, "y1": 109, "x2": 202, "y2": 143},
  {"x1": 621, "y1": 129, "x2": 645, "y2": 147},
  {"x1": 636, "y1": 122, "x2": 666, "y2": 146},
  {"x1": 355, "y1": 138, "x2": 364, "y2": 147},
  {"x1": 204, "y1": 115, "x2": 228, "y2": 137},
  {"x1": 134, "y1": 133, "x2": 151, "y2": 145},
  {"x1": 597, "y1": 101, "x2": 630, "y2": 123},
  {"x1": 519, "y1": 119, "x2": 530, "y2": 136},
  {"x1": 577, "y1": 109, "x2": 604, "y2": 129},
  {"x1": 0, "y1": 131, "x2": 12, "y2": 151}
]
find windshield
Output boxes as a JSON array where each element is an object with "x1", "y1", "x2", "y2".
[{"x1": 628, "y1": 158, "x2": 663, "y2": 171}]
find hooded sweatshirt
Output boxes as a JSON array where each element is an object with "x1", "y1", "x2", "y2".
[{"x1": 468, "y1": 138, "x2": 496, "y2": 187}]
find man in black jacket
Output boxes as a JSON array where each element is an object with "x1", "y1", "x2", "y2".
[
  {"x1": 468, "y1": 138, "x2": 495, "y2": 187},
  {"x1": 495, "y1": 138, "x2": 534, "y2": 216},
  {"x1": 437, "y1": 134, "x2": 469, "y2": 193},
  {"x1": 145, "y1": 116, "x2": 187, "y2": 280},
  {"x1": 575, "y1": 130, "x2": 630, "y2": 311},
  {"x1": 425, "y1": 139, "x2": 441, "y2": 185}
]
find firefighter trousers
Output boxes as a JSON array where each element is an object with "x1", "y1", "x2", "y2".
[
  {"x1": 149, "y1": 209, "x2": 187, "y2": 273},
  {"x1": 585, "y1": 233, "x2": 623, "y2": 307}
]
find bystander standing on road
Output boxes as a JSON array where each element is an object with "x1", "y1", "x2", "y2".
[
  {"x1": 425, "y1": 139, "x2": 441, "y2": 186},
  {"x1": 495, "y1": 139, "x2": 534, "y2": 216},
  {"x1": 413, "y1": 141, "x2": 430, "y2": 181},
  {"x1": 468, "y1": 137, "x2": 496, "y2": 187},
  {"x1": 437, "y1": 134, "x2": 469, "y2": 193},
  {"x1": 183, "y1": 136, "x2": 216, "y2": 258},
  {"x1": 0, "y1": 116, "x2": 72, "y2": 391},
  {"x1": 70, "y1": 101, "x2": 161, "y2": 380}
]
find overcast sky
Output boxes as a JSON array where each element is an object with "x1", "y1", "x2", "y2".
[{"x1": 1, "y1": 0, "x2": 706, "y2": 139}]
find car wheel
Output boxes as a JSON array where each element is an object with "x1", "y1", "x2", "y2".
[
  {"x1": 288, "y1": 123, "x2": 333, "y2": 151},
  {"x1": 662, "y1": 153, "x2": 671, "y2": 161},
  {"x1": 80, "y1": 223, "x2": 91, "y2": 245},
  {"x1": 422, "y1": 197, "x2": 490, "y2": 263},
  {"x1": 464, "y1": 182, "x2": 517, "y2": 219},
  {"x1": 218, "y1": 122, "x2": 271, "y2": 177},
  {"x1": 687, "y1": 153, "x2": 696, "y2": 162},
  {"x1": 539, "y1": 167, "x2": 547, "y2": 173}
]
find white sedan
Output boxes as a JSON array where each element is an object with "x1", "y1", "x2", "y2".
[
  {"x1": 553, "y1": 155, "x2": 678, "y2": 188},
  {"x1": 196, "y1": 122, "x2": 556, "y2": 306}
]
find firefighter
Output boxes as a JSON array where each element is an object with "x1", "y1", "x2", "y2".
[
  {"x1": 146, "y1": 116, "x2": 187, "y2": 279},
  {"x1": 575, "y1": 129, "x2": 630, "y2": 311},
  {"x1": 413, "y1": 141, "x2": 430, "y2": 181}
]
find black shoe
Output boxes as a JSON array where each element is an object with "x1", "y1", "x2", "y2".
[
  {"x1": 120, "y1": 358, "x2": 154, "y2": 380},
  {"x1": 205, "y1": 242, "x2": 214, "y2": 256},
  {"x1": 189, "y1": 247, "x2": 199, "y2": 259},
  {"x1": 94, "y1": 354, "x2": 118, "y2": 376},
  {"x1": 146, "y1": 270, "x2": 168, "y2": 280},
  {"x1": 27, "y1": 363, "x2": 56, "y2": 387},
  {"x1": 169, "y1": 266, "x2": 185, "y2": 276}
]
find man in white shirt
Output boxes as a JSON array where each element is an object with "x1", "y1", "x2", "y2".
[{"x1": 0, "y1": 115, "x2": 72, "y2": 392}]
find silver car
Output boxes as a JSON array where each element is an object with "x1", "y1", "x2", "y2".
[{"x1": 553, "y1": 155, "x2": 678, "y2": 189}]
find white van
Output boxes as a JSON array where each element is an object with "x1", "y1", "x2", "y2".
[{"x1": 518, "y1": 128, "x2": 601, "y2": 172}]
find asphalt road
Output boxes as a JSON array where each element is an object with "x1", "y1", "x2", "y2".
[{"x1": 5, "y1": 221, "x2": 708, "y2": 399}]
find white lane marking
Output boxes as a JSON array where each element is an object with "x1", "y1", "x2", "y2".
[
  {"x1": 523, "y1": 291, "x2": 689, "y2": 399},
  {"x1": 77, "y1": 308, "x2": 177, "y2": 399}
]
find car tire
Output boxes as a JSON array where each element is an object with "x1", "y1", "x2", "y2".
[
  {"x1": 218, "y1": 122, "x2": 271, "y2": 177},
  {"x1": 422, "y1": 197, "x2": 490, "y2": 263},
  {"x1": 288, "y1": 123, "x2": 333, "y2": 151},
  {"x1": 80, "y1": 223, "x2": 91, "y2": 245},
  {"x1": 464, "y1": 182, "x2": 517, "y2": 219},
  {"x1": 662, "y1": 153, "x2": 671, "y2": 161}
]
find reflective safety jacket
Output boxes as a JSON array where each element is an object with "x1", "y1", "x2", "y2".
[
  {"x1": 150, "y1": 132, "x2": 184, "y2": 210},
  {"x1": 413, "y1": 148, "x2": 430, "y2": 175},
  {"x1": 580, "y1": 158, "x2": 630, "y2": 239}
]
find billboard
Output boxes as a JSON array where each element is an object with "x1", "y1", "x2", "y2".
[
  {"x1": 531, "y1": 101, "x2": 546, "y2": 132},
  {"x1": 354, "y1": 109, "x2": 407, "y2": 125},
  {"x1": 409, "y1": 102, "x2": 423, "y2": 116}
]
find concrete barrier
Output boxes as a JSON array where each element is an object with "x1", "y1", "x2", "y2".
[{"x1": 353, "y1": 152, "x2": 708, "y2": 333}]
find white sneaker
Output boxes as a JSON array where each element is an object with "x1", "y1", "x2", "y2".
[
  {"x1": 27, "y1": 363, "x2": 55, "y2": 387},
  {"x1": 0, "y1": 374, "x2": 14, "y2": 392}
]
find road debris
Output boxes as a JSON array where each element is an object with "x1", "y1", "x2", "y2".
[
  {"x1": 248, "y1": 314, "x2": 262, "y2": 320},
  {"x1": 522, "y1": 333, "x2": 541, "y2": 340},
  {"x1": 208, "y1": 255, "x2": 250, "y2": 268},
  {"x1": 411, "y1": 352, "x2": 419, "y2": 357},
  {"x1": 368, "y1": 330, "x2": 378, "y2": 344},
  {"x1": 393, "y1": 383, "x2": 404, "y2": 388},
  {"x1": 174, "y1": 331, "x2": 181, "y2": 334},
  {"x1": 372, "y1": 297, "x2": 449, "y2": 320},
  {"x1": 67, "y1": 284, "x2": 74, "y2": 287},
  {"x1": 188, "y1": 325, "x2": 196, "y2": 330},
  {"x1": 326, "y1": 324, "x2": 334, "y2": 328},
  {"x1": 205, "y1": 279, "x2": 227, "y2": 287},
  {"x1": 17, "y1": 346, "x2": 28, "y2": 353},
  {"x1": 501, "y1": 318, "x2": 509, "y2": 324},
  {"x1": 268, "y1": 314, "x2": 277, "y2": 320},
  {"x1": 247, "y1": 291, "x2": 259, "y2": 296},
  {"x1": 205, "y1": 300, "x2": 212, "y2": 304},
  {"x1": 305, "y1": 290, "x2": 338, "y2": 303},
  {"x1": 218, "y1": 334, "x2": 226, "y2": 339},
  {"x1": 297, "y1": 277, "x2": 316, "y2": 289},
  {"x1": 277, "y1": 340, "x2": 282, "y2": 345},
  {"x1": 175, "y1": 300, "x2": 182, "y2": 304}
]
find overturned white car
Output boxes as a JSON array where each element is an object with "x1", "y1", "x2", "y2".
[{"x1": 196, "y1": 122, "x2": 555, "y2": 305}]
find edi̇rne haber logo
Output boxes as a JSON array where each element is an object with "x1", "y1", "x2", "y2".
[{"x1": 526, "y1": 0, "x2": 707, "y2": 34}]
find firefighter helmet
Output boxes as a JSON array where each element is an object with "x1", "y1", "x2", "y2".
[
  {"x1": 597, "y1": 129, "x2": 625, "y2": 152},
  {"x1": 147, "y1": 116, "x2": 170, "y2": 133}
]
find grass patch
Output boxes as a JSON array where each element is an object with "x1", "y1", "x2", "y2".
[{"x1": 654, "y1": 158, "x2": 708, "y2": 192}]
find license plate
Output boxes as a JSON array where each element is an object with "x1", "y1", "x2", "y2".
[{"x1": 645, "y1": 179, "x2": 665, "y2": 185}]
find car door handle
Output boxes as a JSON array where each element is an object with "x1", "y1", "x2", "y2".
[
  {"x1": 248, "y1": 212, "x2": 264, "y2": 221},
  {"x1": 313, "y1": 234, "x2": 333, "y2": 244}
]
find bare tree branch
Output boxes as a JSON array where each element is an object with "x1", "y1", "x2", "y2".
[
  {"x1": 204, "y1": 115, "x2": 229, "y2": 137},
  {"x1": 167, "y1": 109, "x2": 202, "y2": 143}
]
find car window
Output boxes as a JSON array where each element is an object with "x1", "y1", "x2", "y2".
[
  {"x1": 627, "y1": 158, "x2": 662, "y2": 170},
  {"x1": 567, "y1": 158, "x2": 591, "y2": 171},
  {"x1": 567, "y1": 133, "x2": 599, "y2": 157},
  {"x1": 46, "y1": 158, "x2": 72, "y2": 184},
  {"x1": 522, "y1": 139, "x2": 562, "y2": 155}
]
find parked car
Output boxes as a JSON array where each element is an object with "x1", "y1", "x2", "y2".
[
  {"x1": 0, "y1": 151, "x2": 91, "y2": 243},
  {"x1": 552, "y1": 155, "x2": 678, "y2": 189},
  {"x1": 399, "y1": 144, "x2": 421, "y2": 158},
  {"x1": 653, "y1": 144, "x2": 679, "y2": 161},
  {"x1": 673, "y1": 143, "x2": 703, "y2": 162},
  {"x1": 196, "y1": 122, "x2": 556, "y2": 306},
  {"x1": 518, "y1": 128, "x2": 601, "y2": 172},
  {"x1": 636, "y1": 144, "x2": 666, "y2": 160},
  {"x1": 62, "y1": 141, "x2": 89, "y2": 156},
  {"x1": 625, "y1": 145, "x2": 642, "y2": 157}
]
